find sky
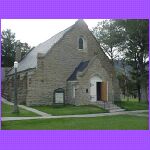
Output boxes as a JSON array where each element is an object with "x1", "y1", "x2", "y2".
[{"x1": 1, "y1": 19, "x2": 103, "y2": 47}]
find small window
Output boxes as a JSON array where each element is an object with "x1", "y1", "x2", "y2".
[
  {"x1": 86, "y1": 89, "x2": 88, "y2": 93},
  {"x1": 79, "y1": 37, "x2": 83, "y2": 49}
]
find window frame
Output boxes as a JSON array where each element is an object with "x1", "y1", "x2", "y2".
[
  {"x1": 79, "y1": 37, "x2": 84, "y2": 49},
  {"x1": 77, "y1": 35, "x2": 87, "y2": 51}
]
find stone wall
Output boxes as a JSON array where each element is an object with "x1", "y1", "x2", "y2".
[
  {"x1": 66, "y1": 81, "x2": 77, "y2": 105},
  {"x1": 72, "y1": 57, "x2": 114, "y2": 105},
  {"x1": 5, "y1": 20, "x2": 120, "y2": 106},
  {"x1": 26, "y1": 20, "x2": 120, "y2": 106},
  {"x1": 4, "y1": 72, "x2": 28, "y2": 104},
  {"x1": 26, "y1": 21, "x2": 98, "y2": 105}
]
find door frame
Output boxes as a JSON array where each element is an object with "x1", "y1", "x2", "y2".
[
  {"x1": 90, "y1": 75, "x2": 102, "y2": 102},
  {"x1": 101, "y1": 81, "x2": 108, "y2": 101},
  {"x1": 96, "y1": 82, "x2": 101, "y2": 101}
]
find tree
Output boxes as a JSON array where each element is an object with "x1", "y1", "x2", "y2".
[
  {"x1": 117, "y1": 73, "x2": 136, "y2": 99},
  {"x1": 92, "y1": 19, "x2": 148, "y2": 102},
  {"x1": 2, "y1": 29, "x2": 16, "y2": 67},
  {"x1": 15, "y1": 40, "x2": 31, "y2": 59},
  {"x1": 92, "y1": 20, "x2": 126, "y2": 63},
  {"x1": 2, "y1": 29, "x2": 32, "y2": 67},
  {"x1": 116, "y1": 19, "x2": 149, "y2": 102}
]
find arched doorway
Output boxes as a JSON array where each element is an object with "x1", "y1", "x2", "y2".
[
  {"x1": 90, "y1": 75, "x2": 108, "y2": 102},
  {"x1": 90, "y1": 76, "x2": 102, "y2": 101}
]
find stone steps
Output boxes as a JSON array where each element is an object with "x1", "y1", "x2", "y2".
[{"x1": 89, "y1": 101, "x2": 125, "y2": 112}]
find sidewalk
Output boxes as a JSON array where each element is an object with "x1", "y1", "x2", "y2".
[
  {"x1": 2, "y1": 97, "x2": 51, "y2": 117},
  {"x1": 1, "y1": 97, "x2": 148, "y2": 122},
  {"x1": 2, "y1": 110, "x2": 148, "y2": 121}
]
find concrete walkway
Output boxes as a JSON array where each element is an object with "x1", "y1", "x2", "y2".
[
  {"x1": 2, "y1": 110, "x2": 148, "y2": 121},
  {"x1": 2, "y1": 97, "x2": 51, "y2": 117},
  {"x1": 1, "y1": 97, "x2": 148, "y2": 122}
]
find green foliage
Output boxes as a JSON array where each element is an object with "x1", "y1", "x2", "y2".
[
  {"x1": 2, "y1": 102, "x2": 38, "y2": 117},
  {"x1": 115, "y1": 101, "x2": 148, "y2": 111},
  {"x1": 2, "y1": 29, "x2": 16, "y2": 67},
  {"x1": 116, "y1": 20, "x2": 149, "y2": 101},
  {"x1": 2, "y1": 115, "x2": 148, "y2": 130},
  {"x1": 1, "y1": 29, "x2": 32, "y2": 67},
  {"x1": 93, "y1": 19, "x2": 148, "y2": 101},
  {"x1": 117, "y1": 73, "x2": 136, "y2": 97},
  {"x1": 15, "y1": 40, "x2": 32, "y2": 59},
  {"x1": 92, "y1": 20, "x2": 126, "y2": 61},
  {"x1": 32, "y1": 105, "x2": 107, "y2": 116}
]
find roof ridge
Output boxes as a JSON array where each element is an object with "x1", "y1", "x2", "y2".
[
  {"x1": 40, "y1": 25, "x2": 74, "y2": 46},
  {"x1": 7, "y1": 22, "x2": 76, "y2": 75}
]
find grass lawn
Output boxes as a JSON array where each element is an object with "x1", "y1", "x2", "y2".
[
  {"x1": 1, "y1": 102, "x2": 39, "y2": 117},
  {"x1": 1, "y1": 115, "x2": 148, "y2": 130},
  {"x1": 114, "y1": 101, "x2": 148, "y2": 111},
  {"x1": 31, "y1": 105, "x2": 107, "y2": 116},
  {"x1": 142, "y1": 112, "x2": 149, "y2": 114}
]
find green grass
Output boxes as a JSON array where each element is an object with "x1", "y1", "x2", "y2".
[
  {"x1": 115, "y1": 101, "x2": 148, "y2": 111},
  {"x1": 142, "y1": 112, "x2": 149, "y2": 114},
  {"x1": 1, "y1": 102, "x2": 39, "y2": 117},
  {"x1": 1, "y1": 115, "x2": 148, "y2": 130},
  {"x1": 121, "y1": 97, "x2": 140, "y2": 102},
  {"x1": 31, "y1": 105, "x2": 107, "y2": 116}
]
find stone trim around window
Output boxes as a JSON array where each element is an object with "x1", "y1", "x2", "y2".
[{"x1": 77, "y1": 35, "x2": 87, "y2": 52}]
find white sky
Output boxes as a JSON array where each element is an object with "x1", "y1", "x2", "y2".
[{"x1": 1, "y1": 19, "x2": 103, "y2": 47}]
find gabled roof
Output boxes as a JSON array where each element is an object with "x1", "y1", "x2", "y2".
[
  {"x1": 8, "y1": 25, "x2": 73, "y2": 75},
  {"x1": 67, "y1": 61, "x2": 89, "y2": 81},
  {"x1": 7, "y1": 19, "x2": 113, "y2": 76}
]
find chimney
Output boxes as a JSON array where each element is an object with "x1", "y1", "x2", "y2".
[{"x1": 15, "y1": 45, "x2": 22, "y2": 62}]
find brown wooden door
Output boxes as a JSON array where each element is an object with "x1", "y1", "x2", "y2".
[{"x1": 101, "y1": 81, "x2": 108, "y2": 101}]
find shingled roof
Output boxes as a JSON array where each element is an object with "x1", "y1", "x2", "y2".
[
  {"x1": 8, "y1": 25, "x2": 73, "y2": 75},
  {"x1": 67, "y1": 61, "x2": 89, "y2": 81}
]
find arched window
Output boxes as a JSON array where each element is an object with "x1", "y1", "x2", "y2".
[{"x1": 79, "y1": 37, "x2": 83, "y2": 49}]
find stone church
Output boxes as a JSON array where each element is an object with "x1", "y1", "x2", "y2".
[{"x1": 5, "y1": 20, "x2": 120, "y2": 106}]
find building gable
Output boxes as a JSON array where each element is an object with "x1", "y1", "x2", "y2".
[{"x1": 8, "y1": 19, "x2": 113, "y2": 77}]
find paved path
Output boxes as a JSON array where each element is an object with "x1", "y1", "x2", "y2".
[
  {"x1": 2, "y1": 110, "x2": 148, "y2": 121},
  {"x1": 2, "y1": 97, "x2": 51, "y2": 117},
  {"x1": 2, "y1": 97, "x2": 148, "y2": 122}
]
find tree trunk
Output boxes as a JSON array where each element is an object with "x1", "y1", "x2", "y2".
[
  {"x1": 110, "y1": 46, "x2": 114, "y2": 64},
  {"x1": 137, "y1": 83, "x2": 141, "y2": 102},
  {"x1": 140, "y1": 82, "x2": 148, "y2": 102}
]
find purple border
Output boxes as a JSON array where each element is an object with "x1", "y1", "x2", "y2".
[
  {"x1": 0, "y1": 0, "x2": 150, "y2": 150},
  {"x1": 0, "y1": 0, "x2": 149, "y2": 19}
]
